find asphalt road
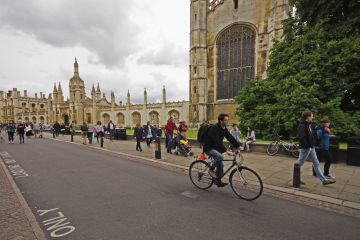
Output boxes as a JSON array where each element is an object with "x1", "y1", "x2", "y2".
[{"x1": 0, "y1": 138, "x2": 359, "y2": 240}]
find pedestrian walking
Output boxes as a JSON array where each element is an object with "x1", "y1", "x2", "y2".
[
  {"x1": 17, "y1": 121, "x2": 25, "y2": 144},
  {"x1": 81, "y1": 122, "x2": 87, "y2": 145},
  {"x1": 312, "y1": 116, "x2": 335, "y2": 179},
  {"x1": 107, "y1": 120, "x2": 115, "y2": 141},
  {"x1": 295, "y1": 111, "x2": 336, "y2": 186},
  {"x1": 144, "y1": 121, "x2": 155, "y2": 147},
  {"x1": 95, "y1": 121, "x2": 104, "y2": 143},
  {"x1": 87, "y1": 123, "x2": 94, "y2": 144},
  {"x1": 6, "y1": 120, "x2": 16, "y2": 144},
  {"x1": 230, "y1": 124, "x2": 241, "y2": 144},
  {"x1": 134, "y1": 123, "x2": 144, "y2": 152},
  {"x1": 25, "y1": 123, "x2": 32, "y2": 139},
  {"x1": 53, "y1": 121, "x2": 61, "y2": 137},
  {"x1": 165, "y1": 117, "x2": 178, "y2": 154}
]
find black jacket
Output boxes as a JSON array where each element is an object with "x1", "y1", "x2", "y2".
[
  {"x1": 297, "y1": 121, "x2": 319, "y2": 149},
  {"x1": 203, "y1": 123, "x2": 240, "y2": 153}
]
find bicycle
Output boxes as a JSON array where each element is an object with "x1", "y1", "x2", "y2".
[
  {"x1": 189, "y1": 149, "x2": 263, "y2": 201},
  {"x1": 267, "y1": 134, "x2": 299, "y2": 158}
]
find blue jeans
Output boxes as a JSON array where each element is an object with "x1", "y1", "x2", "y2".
[
  {"x1": 206, "y1": 149, "x2": 224, "y2": 178},
  {"x1": 166, "y1": 133, "x2": 173, "y2": 152},
  {"x1": 295, "y1": 147, "x2": 326, "y2": 182}
]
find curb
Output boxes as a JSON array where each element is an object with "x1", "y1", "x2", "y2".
[
  {"x1": 0, "y1": 158, "x2": 47, "y2": 240},
  {"x1": 49, "y1": 137, "x2": 360, "y2": 212}
]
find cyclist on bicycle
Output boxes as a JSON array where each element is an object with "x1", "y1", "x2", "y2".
[{"x1": 202, "y1": 113, "x2": 240, "y2": 187}]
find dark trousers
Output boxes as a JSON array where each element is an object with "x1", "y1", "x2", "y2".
[
  {"x1": 19, "y1": 133, "x2": 25, "y2": 143},
  {"x1": 166, "y1": 133, "x2": 173, "y2": 153},
  {"x1": 96, "y1": 132, "x2": 104, "y2": 143},
  {"x1": 313, "y1": 149, "x2": 333, "y2": 176},
  {"x1": 8, "y1": 132, "x2": 14, "y2": 142},
  {"x1": 136, "y1": 140, "x2": 142, "y2": 151},
  {"x1": 146, "y1": 137, "x2": 152, "y2": 147}
]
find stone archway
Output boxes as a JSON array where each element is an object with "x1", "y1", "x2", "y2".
[
  {"x1": 116, "y1": 112, "x2": 125, "y2": 126},
  {"x1": 149, "y1": 111, "x2": 159, "y2": 125},
  {"x1": 168, "y1": 110, "x2": 180, "y2": 124},
  {"x1": 102, "y1": 113, "x2": 110, "y2": 124},
  {"x1": 132, "y1": 112, "x2": 141, "y2": 126}
]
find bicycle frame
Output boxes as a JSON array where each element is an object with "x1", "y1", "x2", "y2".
[{"x1": 207, "y1": 150, "x2": 245, "y2": 180}]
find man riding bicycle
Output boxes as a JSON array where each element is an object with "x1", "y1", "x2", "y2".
[{"x1": 202, "y1": 113, "x2": 240, "y2": 187}]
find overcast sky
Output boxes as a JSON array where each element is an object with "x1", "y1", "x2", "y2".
[{"x1": 0, "y1": 0, "x2": 189, "y2": 104}]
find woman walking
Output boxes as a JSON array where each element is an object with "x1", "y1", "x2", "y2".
[
  {"x1": 6, "y1": 120, "x2": 16, "y2": 144},
  {"x1": 95, "y1": 121, "x2": 104, "y2": 143},
  {"x1": 81, "y1": 122, "x2": 88, "y2": 145},
  {"x1": 313, "y1": 116, "x2": 335, "y2": 179},
  {"x1": 134, "y1": 123, "x2": 144, "y2": 152}
]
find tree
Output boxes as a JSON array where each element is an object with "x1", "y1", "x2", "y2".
[{"x1": 235, "y1": 0, "x2": 360, "y2": 139}]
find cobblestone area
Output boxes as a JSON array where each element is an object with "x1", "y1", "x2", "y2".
[{"x1": 0, "y1": 164, "x2": 38, "y2": 240}]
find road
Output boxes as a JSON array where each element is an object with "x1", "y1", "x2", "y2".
[{"x1": 0, "y1": 138, "x2": 359, "y2": 240}]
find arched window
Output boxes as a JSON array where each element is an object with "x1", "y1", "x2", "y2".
[
  {"x1": 32, "y1": 116, "x2": 37, "y2": 123},
  {"x1": 102, "y1": 113, "x2": 110, "y2": 124},
  {"x1": 117, "y1": 112, "x2": 125, "y2": 125},
  {"x1": 149, "y1": 111, "x2": 159, "y2": 125},
  {"x1": 132, "y1": 112, "x2": 141, "y2": 126},
  {"x1": 216, "y1": 25, "x2": 255, "y2": 100},
  {"x1": 168, "y1": 110, "x2": 180, "y2": 124},
  {"x1": 40, "y1": 116, "x2": 45, "y2": 123}
]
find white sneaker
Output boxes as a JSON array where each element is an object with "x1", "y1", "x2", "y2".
[{"x1": 325, "y1": 175, "x2": 335, "y2": 180}]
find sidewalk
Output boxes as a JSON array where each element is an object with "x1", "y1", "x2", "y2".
[
  {"x1": 47, "y1": 133, "x2": 360, "y2": 209},
  {"x1": 0, "y1": 156, "x2": 46, "y2": 240}
]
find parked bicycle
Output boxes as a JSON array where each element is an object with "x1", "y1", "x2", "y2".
[
  {"x1": 267, "y1": 134, "x2": 299, "y2": 158},
  {"x1": 189, "y1": 149, "x2": 263, "y2": 201}
]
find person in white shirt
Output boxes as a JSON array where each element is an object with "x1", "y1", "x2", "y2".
[
  {"x1": 245, "y1": 127, "x2": 256, "y2": 152},
  {"x1": 95, "y1": 121, "x2": 104, "y2": 143}
]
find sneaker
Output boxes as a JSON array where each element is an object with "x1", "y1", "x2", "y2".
[
  {"x1": 322, "y1": 179, "x2": 336, "y2": 186},
  {"x1": 208, "y1": 170, "x2": 217, "y2": 179},
  {"x1": 216, "y1": 181, "x2": 228, "y2": 188},
  {"x1": 325, "y1": 175, "x2": 335, "y2": 180}
]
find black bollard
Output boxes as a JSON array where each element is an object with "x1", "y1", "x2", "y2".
[
  {"x1": 71, "y1": 131, "x2": 74, "y2": 142},
  {"x1": 100, "y1": 136, "x2": 104, "y2": 148},
  {"x1": 53, "y1": 130, "x2": 55, "y2": 138},
  {"x1": 293, "y1": 163, "x2": 301, "y2": 188},
  {"x1": 155, "y1": 137, "x2": 161, "y2": 159}
]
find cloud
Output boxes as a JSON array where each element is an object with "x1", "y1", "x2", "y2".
[
  {"x1": 138, "y1": 42, "x2": 188, "y2": 66},
  {"x1": 0, "y1": 0, "x2": 139, "y2": 68}
]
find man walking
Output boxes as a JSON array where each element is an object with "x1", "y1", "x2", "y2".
[
  {"x1": 295, "y1": 111, "x2": 336, "y2": 186},
  {"x1": 16, "y1": 121, "x2": 25, "y2": 144},
  {"x1": 144, "y1": 121, "x2": 155, "y2": 147},
  {"x1": 107, "y1": 120, "x2": 115, "y2": 141},
  {"x1": 165, "y1": 117, "x2": 178, "y2": 154}
]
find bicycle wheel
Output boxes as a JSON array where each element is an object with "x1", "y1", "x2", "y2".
[
  {"x1": 291, "y1": 143, "x2": 300, "y2": 158},
  {"x1": 267, "y1": 141, "x2": 279, "y2": 156},
  {"x1": 189, "y1": 160, "x2": 214, "y2": 190},
  {"x1": 229, "y1": 166, "x2": 263, "y2": 201}
]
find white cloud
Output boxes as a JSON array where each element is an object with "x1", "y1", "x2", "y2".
[{"x1": 0, "y1": 0, "x2": 190, "y2": 103}]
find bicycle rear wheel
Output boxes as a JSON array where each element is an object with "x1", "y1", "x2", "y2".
[
  {"x1": 290, "y1": 143, "x2": 300, "y2": 158},
  {"x1": 189, "y1": 160, "x2": 213, "y2": 190},
  {"x1": 267, "y1": 141, "x2": 279, "y2": 156},
  {"x1": 229, "y1": 166, "x2": 263, "y2": 201}
]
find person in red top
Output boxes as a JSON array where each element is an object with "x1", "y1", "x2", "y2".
[{"x1": 165, "y1": 117, "x2": 178, "y2": 154}]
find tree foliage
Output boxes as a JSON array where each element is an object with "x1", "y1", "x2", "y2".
[{"x1": 236, "y1": 0, "x2": 360, "y2": 139}]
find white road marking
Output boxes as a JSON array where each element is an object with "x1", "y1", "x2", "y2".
[
  {"x1": 0, "y1": 152, "x2": 29, "y2": 178},
  {"x1": 37, "y1": 208, "x2": 76, "y2": 238}
]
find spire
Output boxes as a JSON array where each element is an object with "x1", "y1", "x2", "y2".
[
  {"x1": 162, "y1": 85, "x2": 166, "y2": 103},
  {"x1": 91, "y1": 84, "x2": 95, "y2": 94},
  {"x1": 58, "y1": 82, "x2": 62, "y2": 92},
  {"x1": 74, "y1": 57, "x2": 79, "y2": 75},
  {"x1": 53, "y1": 83, "x2": 57, "y2": 92},
  {"x1": 127, "y1": 90, "x2": 131, "y2": 104},
  {"x1": 96, "y1": 83, "x2": 101, "y2": 92},
  {"x1": 144, "y1": 88, "x2": 147, "y2": 105}
]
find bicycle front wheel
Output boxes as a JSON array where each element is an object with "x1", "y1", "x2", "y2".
[
  {"x1": 267, "y1": 141, "x2": 279, "y2": 156},
  {"x1": 229, "y1": 166, "x2": 263, "y2": 201},
  {"x1": 189, "y1": 160, "x2": 214, "y2": 190}
]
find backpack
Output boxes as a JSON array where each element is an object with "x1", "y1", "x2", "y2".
[{"x1": 197, "y1": 123, "x2": 213, "y2": 144}]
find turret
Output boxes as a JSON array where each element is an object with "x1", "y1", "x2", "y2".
[{"x1": 144, "y1": 88, "x2": 147, "y2": 105}]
